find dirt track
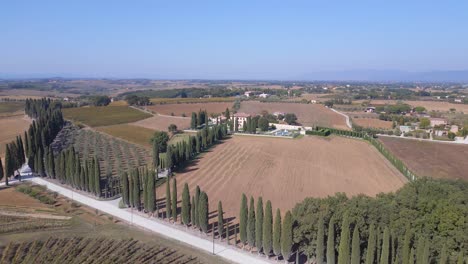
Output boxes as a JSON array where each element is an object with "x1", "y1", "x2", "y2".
[
  {"x1": 238, "y1": 101, "x2": 349, "y2": 129},
  {"x1": 379, "y1": 137, "x2": 468, "y2": 180},
  {"x1": 162, "y1": 135, "x2": 406, "y2": 221}
]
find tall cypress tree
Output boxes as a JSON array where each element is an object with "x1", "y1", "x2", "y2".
[
  {"x1": 281, "y1": 210, "x2": 293, "y2": 262},
  {"x1": 133, "y1": 169, "x2": 141, "y2": 210},
  {"x1": 0, "y1": 158, "x2": 4, "y2": 182},
  {"x1": 422, "y1": 238, "x2": 430, "y2": 264},
  {"x1": 182, "y1": 183, "x2": 190, "y2": 226},
  {"x1": 365, "y1": 223, "x2": 376, "y2": 264},
  {"x1": 165, "y1": 177, "x2": 171, "y2": 219},
  {"x1": 415, "y1": 236, "x2": 425, "y2": 264},
  {"x1": 263, "y1": 200, "x2": 273, "y2": 257},
  {"x1": 94, "y1": 157, "x2": 101, "y2": 197},
  {"x1": 191, "y1": 196, "x2": 195, "y2": 226},
  {"x1": 380, "y1": 227, "x2": 390, "y2": 264},
  {"x1": 217, "y1": 201, "x2": 224, "y2": 239},
  {"x1": 439, "y1": 243, "x2": 448, "y2": 264},
  {"x1": 172, "y1": 177, "x2": 178, "y2": 222},
  {"x1": 147, "y1": 171, "x2": 155, "y2": 213},
  {"x1": 194, "y1": 185, "x2": 200, "y2": 228},
  {"x1": 273, "y1": 208, "x2": 282, "y2": 259},
  {"x1": 456, "y1": 251, "x2": 464, "y2": 264},
  {"x1": 317, "y1": 215, "x2": 325, "y2": 264},
  {"x1": 338, "y1": 213, "x2": 351, "y2": 264},
  {"x1": 121, "y1": 172, "x2": 129, "y2": 206},
  {"x1": 240, "y1": 193, "x2": 248, "y2": 247},
  {"x1": 256, "y1": 197, "x2": 264, "y2": 254},
  {"x1": 408, "y1": 248, "x2": 415, "y2": 264},
  {"x1": 247, "y1": 196, "x2": 256, "y2": 249},
  {"x1": 152, "y1": 140, "x2": 159, "y2": 170},
  {"x1": 351, "y1": 226, "x2": 360, "y2": 264},
  {"x1": 48, "y1": 146, "x2": 55, "y2": 179},
  {"x1": 402, "y1": 224, "x2": 412, "y2": 264},
  {"x1": 327, "y1": 216, "x2": 336, "y2": 264},
  {"x1": 198, "y1": 191, "x2": 208, "y2": 233}
]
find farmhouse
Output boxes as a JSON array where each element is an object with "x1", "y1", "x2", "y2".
[
  {"x1": 258, "y1": 93, "x2": 270, "y2": 98},
  {"x1": 232, "y1": 112, "x2": 250, "y2": 129},
  {"x1": 430, "y1": 118, "x2": 447, "y2": 127},
  {"x1": 209, "y1": 115, "x2": 227, "y2": 125},
  {"x1": 365, "y1": 107, "x2": 376, "y2": 113},
  {"x1": 244, "y1": 91, "x2": 254, "y2": 97}
]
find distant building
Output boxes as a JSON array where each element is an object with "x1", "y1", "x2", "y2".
[
  {"x1": 365, "y1": 107, "x2": 376, "y2": 113},
  {"x1": 454, "y1": 99, "x2": 462, "y2": 103},
  {"x1": 244, "y1": 91, "x2": 254, "y2": 97},
  {"x1": 399, "y1": 125, "x2": 411, "y2": 133},
  {"x1": 209, "y1": 116, "x2": 227, "y2": 125},
  {"x1": 310, "y1": 100, "x2": 317, "y2": 104},
  {"x1": 233, "y1": 113, "x2": 250, "y2": 129},
  {"x1": 273, "y1": 111, "x2": 284, "y2": 117},
  {"x1": 258, "y1": 93, "x2": 270, "y2": 98},
  {"x1": 430, "y1": 118, "x2": 447, "y2": 127},
  {"x1": 450, "y1": 125, "x2": 459, "y2": 133}
]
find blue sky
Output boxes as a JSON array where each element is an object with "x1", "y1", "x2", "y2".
[{"x1": 1, "y1": 1, "x2": 468, "y2": 79}]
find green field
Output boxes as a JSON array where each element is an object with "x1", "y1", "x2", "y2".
[
  {"x1": 0, "y1": 101, "x2": 24, "y2": 114},
  {"x1": 96, "y1": 124, "x2": 155, "y2": 147},
  {"x1": 63, "y1": 106, "x2": 152, "y2": 127}
]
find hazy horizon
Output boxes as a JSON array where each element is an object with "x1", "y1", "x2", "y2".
[{"x1": 2, "y1": 1, "x2": 468, "y2": 81}]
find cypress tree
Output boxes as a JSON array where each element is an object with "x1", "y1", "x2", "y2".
[
  {"x1": 439, "y1": 244, "x2": 448, "y2": 264},
  {"x1": 152, "y1": 140, "x2": 159, "y2": 170},
  {"x1": 94, "y1": 157, "x2": 101, "y2": 197},
  {"x1": 415, "y1": 236, "x2": 425, "y2": 264},
  {"x1": 128, "y1": 171, "x2": 134, "y2": 207},
  {"x1": 380, "y1": 227, "x2": 390, "y2": 264},
  {"x1": 351, "y1": 226, "x2": 360, "y2": 264},
  {"x1": 365, "y1": 223, "x2": 376, "y2": 264},
  {"x1": 194, "y1": 186, "x2": 200, "y2": 228},
  {"x1": 172, "y1": 177, "x2": 178, "y2": 222},
  {"x1": 256, "y1": 197, "x2": 264, "y2": 254},
  {"x1": 281, "y1": 210, "x2": 293, "y2": 262},
  {"x1": 408, "y1": 248, "x2": 415, "y2": 264},
  {"x1": 316, "y1": 215, "x2": 325, "y2": 264},
  {"x1": 166, "y1": 146, "x2": 173, "y2": 174},
  {"x1": 240, "y1": 193, "x2": 248, "y2": 247},
  {"x1": 48, "y1": 146, "x2": 55, "y2": 179},
  {"x1": 133, "y1": 169, "x2": 141, "y2": 210},
  {"x1": 182, "y1": 183, "x2": 190, "y2": 226},
  {"x1": 198, "y1": 191, "x2": 209, "y2": 233},
  {"x1": 402, "y1": 224, "x2": 412, "y2": 264},
  {"x1": 191, "y1": 196, "x2": 195, "y2": 226},
  {"x1": 147, "y1": 171, "x2": 155, "y2": 213},
  {"x1": 263, "y1": 200, "x2": 273, "y2": 257},
  {"x1": 218, "y1": 201, "x2": 224, "y2": 239},
  {"x1": 327, "y1": 216, "x2": 336, "y2": 264},
  {"x1": 247, "y1": 196, "x2": 256, "y2": 249},
  {"x1": 422, "y1": 238, "x2": 430, "y2": 264},
  {"x1": 338, "y1": 213, "x2": 351, "y2": 264},
  {"x1": 273, "y1": 208, "x2": 282, "y2": 259},
  {"x1": 37, "y1": 148, "x2": 45, "y2": 177},
  {"x1": 0, "y1": 158, "x2": 4, "y2": 182},
  {"x1": 4, "y1": 145, "x2": 12, "y2": 186},
  {"x1": 121, "y1": 172, "x2": 129, "y2": 206},
  {"x1": 165, "y1": 177, "x2": 171, "y2": 219}
]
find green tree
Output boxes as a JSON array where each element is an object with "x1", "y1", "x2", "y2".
[
  {"x1": 194, "y1": 186, "x2": 200, "y2": 228},
  {"x1": 258, "y1": 117, "x2": 269, "y2": 131},
  {"x1": 409, "y1": 248, "x2": 415, "y2": 264},
  {"x1": 165, "y1": 177, "x2": 171, "y2": 219},
  {"x1": 94, "y1": 157, "x2": 101, "y2": 197},
  {"x1": 316, "y1": 216, "x2": 325, "y2": 264},
  {"x1": 121, "y1": 172, "x2": 129, "y2": 207},
  {"x1": 338, "y1": 213, "x2": 351, "y2": 264},
  {"x1": 224, "y1": 108, "x2": 230, "y2": 120},
  {"x1": 281, "y1": 210, "x2": 293, "y2": 262},
  {"x1": 256, "y1": 197, "x2": 264, "y2": 254},
  {"x1": 247, "y1": 197, "x2": 256, "y2": 249},
  {"x1": 218, "y1": 201, "x2": 224, "y2": 239},
  {"x1": 132, "y1": 169, "x2": 140, "y2": 210},
  {"x1": 365, "y1": 223, "x2": 376, "y2": 264},
  {"x1": 152, "y1": 140, "x2": 159, "y2": 170},
  {"x1": 182, "y1": 183, "x2": 190, "y2": 226},
  {"x1": 198, "y1": 191, "x2": 209, "y2": 233},
  {"x1": 457, "y1": 251, "x2": 464, "y2": 264},
  {"x1": 172, "y1": 177, "x2": 178, "y2": 222},
  {"x1": 439, "y1": 244, "x2": 448, "y2": 264},
  {"x1": 380, "y1": 227, "x2": 390, "y2": 264},
  {"x1": 263, "y1": 200, "x2": 273, "y2": 257},
  {"x1": 240, "y1": 194, "x2": 248, "y2": 247},
  {"x1": 351, "y1": 227, "x2": 360, "y2": 264},
  {"x1": 414, "y1": 106, "x2": 426, "y2": 114},
  {"x1": 0, "y1": 158, "x2": 4, "y2": 182},
  {"x1": 168, "y1": 123, "x2": 178, "y2": 133},
  {"x1": 419, "y1": 117, "x2": 430, "y2": 129},
  {"x1": 191, "y1": 196, "x2": 195, "y2": 226},
  {"x1": 4, "y1": 144, "x2": 13, "y2": 185},
  {"x1": 152, "y1": 131, "x2": 170, "y2": 152},
  {"x1": 147, "y1": 171, "x2": 155, "y2": 213},
  {"x1": 191, "y1": 112, "x2": 197, "y2": 129},
  {"x1": 415, "y1": 236, "x2": 425, "y2": 264},
  {"x1": 402, "y1": 224, "x2": 412, "y2": 264},
  {"x1": 284, "y1": 113, "x2": 297, "y2": 125},
  {"x1": 327, "y1": 216, "x2": 336, "y2": 264},
  {"x1": 273, "y1": 208, "x2": 282, "y2": 259}
]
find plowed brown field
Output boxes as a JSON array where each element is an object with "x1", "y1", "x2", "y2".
[
  {"x1": 159, "y1": 135, "x2": 406, "y2": 221},
  {"x1": 132, "y1": 114, "x2": 191, "y2": 131},
  {"x1": 379, "y1": 136, "x2": 468, "y2": 180},
  {"x1": 0, "y1": 115, "x2": 32, "y2": 160},
  {"x1": 147, "y1": 102, "x2": 232, "y2": 116},
  {"x1": 352, "y1": 118, "x2": 393, "y2": 129},
  {"x1": 238, "y1": 101, "x2": 349, "y2": 129}
]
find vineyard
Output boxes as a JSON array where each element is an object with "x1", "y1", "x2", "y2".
[{"x1": 0, "y1": 237, "x2": 204, "y2": 264}]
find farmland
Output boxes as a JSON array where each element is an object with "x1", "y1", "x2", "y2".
[
  {"x1": 160, "y1": 135, "x2": 406, "y2": 223},
  {"x1": 96, "y1": 124, "x2": 155, "y2": 147},
  {"x1": 379, "y1": 136, "x2": 468, "y2": 180},
  {"x1": 0, "y1": 101, "x2": 24, "y2": 115},
  {"x1": 150, "y1": 97, "x2": 235, "y2": 104},
  {"x1": 63, "y1": 106, "x2": 152, "y2": 127},
  {"x1": 147, "y1": 102, "x2": 232, "y2": 116},
  {"x1": 0, "y1": 115, "x2": 32, "y2": 160},
  {"x1": 238, "y1": 101, "x2": 349, "y2": 129},
  {"x1": 132, "y1": 114, "x2": 191, "y2": 131},
  {"x1": 0, "y1": 185, "x2": 226, "y2": 264},
  {"x1": 352, "y1": 117, "x2": 393, "y2": 129},
  {"x1": 359, "y1": 99, "x2": 468, "y2": 113}
]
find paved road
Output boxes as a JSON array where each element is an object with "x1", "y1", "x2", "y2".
[{"x1": 28, "y1": 177, "x2": 271, "y2": 264}]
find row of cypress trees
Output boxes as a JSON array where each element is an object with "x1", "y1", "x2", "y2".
[
  {"x1": 190, "y1": 110, "x2": 209, "y2": 129},
  {"x1": 239, "y1": 194, "x2": 293, "y2": 260},
  {"x1": 120, "y1": 167, "x2": 156, "y2": 213},
  {"x1": 2, "y1": 136, "x2": 26, "y2": 185}
]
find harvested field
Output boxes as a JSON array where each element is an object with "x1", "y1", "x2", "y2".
[
  {"x1": 132, "y1": 114, "x2": 191, "y2": 131},
  {"x1": 0, "y1": 101, "x2": 24, "y2": 114},
  {"x1": 379, "y1": 136, "x2": 468, "y2": 180},
  {"x1": 358, "y1": 99, "x2": 468, "y2": 113},
  {"x1": 0, "y1": 115, "x2": 32, "y2": 160},
  {"x1": 287, "y1": 93, "x2": 330, "y2": 102},
  {"x1": 352, "y1": 118, "x2": 393, "y2": 129},
  {"x1": 150, "y1": 97, "x2": 235, "y2": 104},
  {"x1": 147, "y1": 102, "x2": 232, "y2": 116},
  {"x1": 96, "y1": 124, "x2": 155, "y2": 147},
  {"x1": 63, "y1": 106, "x2": 152, "y2": 127},
  {"x1": 238, "y1": 101, "x2": 349, "y2": 129},
  {"x1": 161, "y1": 135, "x2": 406, "y2": 222}
]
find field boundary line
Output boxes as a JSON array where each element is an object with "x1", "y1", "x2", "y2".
[{"x1": 377, "y1": 134, "x2": 468, "y2": 145}]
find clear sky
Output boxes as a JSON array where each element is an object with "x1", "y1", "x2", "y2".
[{"x1": 1, "y1": 1, "x2": 468, "y2": 79}]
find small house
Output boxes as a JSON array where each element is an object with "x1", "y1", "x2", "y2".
[{"x1": 430, "y1": 118, "x2": 447, "y2": 127}]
